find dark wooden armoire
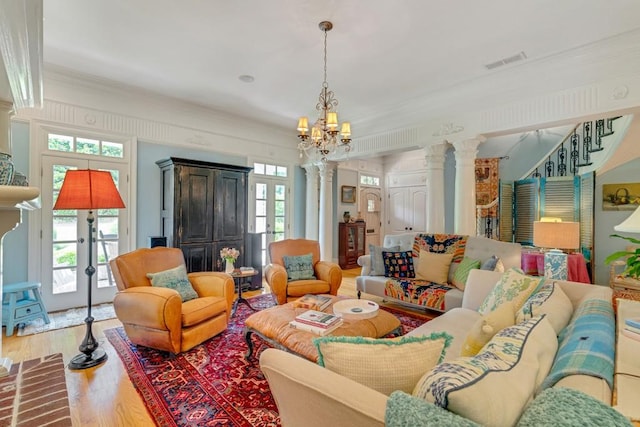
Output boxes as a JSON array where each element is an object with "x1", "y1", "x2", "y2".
[{"x1": 157, "y1": 157, "x2": 252, "y2": 272}]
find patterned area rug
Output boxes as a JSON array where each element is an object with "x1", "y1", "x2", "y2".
[
  {"x1": 17, "y1": 303, "x2": 116, "y2": 336},
  {"x1": 105, "y1": 294, "x2": 435, "y2": 427}
]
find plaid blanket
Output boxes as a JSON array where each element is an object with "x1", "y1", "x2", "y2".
[{"x1": 541, "y1": 298, "x2": 615, "y2": 390}]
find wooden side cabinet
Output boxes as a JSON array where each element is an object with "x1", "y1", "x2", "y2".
[{"x1": 339, "y1": 222, "x2": 366, "y2": 269}]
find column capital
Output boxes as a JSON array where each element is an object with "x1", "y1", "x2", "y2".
[
  {"x1": 452, "y1": 137, "x2": 485, "y2": 164},
  {"x1": 303, "y1": 163, "x2": 319, "y2": 176},
  {"x1": 317, "y1": 161, "x2": 336, "y2": 177},
  {"x1": 424, "y1": 142, "x2": 449, "y2": 169}
]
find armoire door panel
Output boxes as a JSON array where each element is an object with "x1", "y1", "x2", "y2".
[
  {"x1": 181, "y1": 243, "x2": 212, "y2": 272},
  {"x1": 215, "y1": 170, "x2": 246, "y2": 241},
  {"x1": 179, "y1": 166, "x2": 214, "y2": 242}
]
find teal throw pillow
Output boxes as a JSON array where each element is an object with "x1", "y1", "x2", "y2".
[
  {"x1": 370, "y1": 244, "x2": 401, "y2": 276},
  {"x1": 516, "y1": 387, "x2": 632, "y2": 426},
  {"x1": 386, "y1": 391, "x2": 480, "y2": 427},
  {"x1": 147, "y1": 264, "x2": 198, "y2": 302},
  {"x1": 283, "y1": 253, "x2": 315, "y2": 281},
  {"x1": 451, "y1": 256, "x2": 481, "y2": 290}
]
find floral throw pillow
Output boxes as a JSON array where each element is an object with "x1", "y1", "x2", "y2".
[
  {"x1": 147, "y1": 264, "x2": 199, "y2": 302},
  {"x1": 283, "y1": 253, "x2": 316, "y2": 281},
  {"x1": 383, "y1": 250, "x2": 415, "y2": 279},
  {"x1": 478, "y1": 268, "x2": 542, "y2": 315}
]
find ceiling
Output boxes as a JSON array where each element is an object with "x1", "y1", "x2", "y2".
[{"x1": 34, "y1": 1, "x2": 640, "y2": 140}]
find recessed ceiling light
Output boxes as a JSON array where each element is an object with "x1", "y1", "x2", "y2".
[{"x1": 238, "y1": 75, "x2": 255, "y2": 83}]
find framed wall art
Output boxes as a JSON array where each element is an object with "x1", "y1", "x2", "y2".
[
  {"x1": 602, "y1": 182, "x2": 640, "y2": 211},
  {"x1": 341, "y1": 185, "x2": 356, "y2": 203}
]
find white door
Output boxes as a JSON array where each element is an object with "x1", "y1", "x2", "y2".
[
  {"x1": 41, "y1": 155, "x2": 129, "y2": 311},
  {"x1": 359, "y1": 187, "x2": 381, "y2": 250},
  {"x1": 254, "y1": 179, "x2": 289, "y2": 265},
  {"x1": 408, "y1": 186, "x2": 427, "y2": 233}
]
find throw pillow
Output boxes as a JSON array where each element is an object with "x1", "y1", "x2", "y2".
[
  {"x1": 516, "y1": 387, "x2": 633, "y2": 427},
  {"x1": 385, "y1": 391, "x2": 481, "y2": 427},
  {"x1": 516, "y1": 281, "x2": 573, "y2": 334},
  {"x1": 481, "y1": 255, "x2": 505, "y2": 273},
  {"x1": 477, "y1": 268, "x2": 543, "y2": 315},
  {"x1": 147, "y1": 264, "x2": 199, "y2": 302},
  {"x1": 314, "y1": 332, "x2": 452, "y2": 395},
  {"x1": 382, "y1": 250, "x2": 415, "y2": 279},
  {"x1": 282, "y1": 253, "x2": 315, "y2": 281},
  {"x1": 415, "y1": 250, "x2": 454, "y2": 284},
  {"x1": 451, "y1": 256, "x2": 481, "y2": 290},
  {"x1": 460, "y1": 301, "x2": 515, "y2": 357},
  {"x1": 370, "y1": 244, "x2": 401, "y2": 276},
  {"x1": 413, "y1": 316, "x2": 557, "y2": 427}
]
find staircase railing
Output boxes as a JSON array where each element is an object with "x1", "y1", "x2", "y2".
[{"x1": 525, "y1": 116, "x2": 621, "y2": 179}]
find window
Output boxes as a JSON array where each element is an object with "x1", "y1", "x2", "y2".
[
  {"x1": 48, "y1": 133, "x2": 124, "y2": 158},
  {"x1": 253, "y1": 162, "x2": 287, "y2": 177},
  {"x1": 360, "y1": 174, "x2": 380, "y2": 186}
]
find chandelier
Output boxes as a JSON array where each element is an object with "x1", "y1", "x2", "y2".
[{"x1": 297, "y1": 21, "x2": 352, "y2": 161}]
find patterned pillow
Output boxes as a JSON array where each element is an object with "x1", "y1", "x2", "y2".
[
  {"x1": 383, "y1": 250, "x2": 415, "y2": 278},
  {"x1": 314, "y1": 332, "x2": 452, "y2": 396},
  {"x1": 282, "y1": 253, "x2": 316, "y2": 281},
  {"x1": 516, "y1": 281, "x2": 573, "y2": 334},
  {"x1": 460, "y1": 301, "x2": 515, "y2": 357},
  {"x1": 415, "y1": 250, "x2": 454, "y2": 284},
  {"x1": 413, "y1": 316, "x2": 557, "y2": 427},
  {"x1": 370, "y1": 244, "x2": 401, "y2": 276},
  {"x1": 477, "y1": 268, "x2": 542, "y2": 315},
  {"x1": 147, "y1": 264, "x2": 198, "y2": 302},
  {"x1": 412, "y1": 234, "x2": 468, "y2": 263},
  {"x1": 451, "y1": 256, "x2": 481, "y2": 290}
]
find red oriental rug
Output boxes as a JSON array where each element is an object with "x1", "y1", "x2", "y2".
[{"x1": 105, "y1": 294, "x2": 434, "y2": 427}]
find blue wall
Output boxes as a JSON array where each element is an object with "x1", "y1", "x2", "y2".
[{"x1": 3, "y1": 122, "x2": 30, "y2": 283}]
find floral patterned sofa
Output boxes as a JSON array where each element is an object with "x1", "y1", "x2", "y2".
[{"x1": 356, "y1": 233, "x2": 522, "y2": 312}]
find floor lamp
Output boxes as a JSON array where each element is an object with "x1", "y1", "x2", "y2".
[{"x1": 53, "y1": 169, "x2": 125, "y2": 370}]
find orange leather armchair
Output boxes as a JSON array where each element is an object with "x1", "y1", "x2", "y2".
[
  {"x1": 265, "y1": 239, "x2": 342, "y2": 305},
  {"x1": 110, "y1": 247, "x2": 234, "y2": 354}
]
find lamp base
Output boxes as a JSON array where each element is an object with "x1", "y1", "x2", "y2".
[{"x1": 68, "y1": 348, "x2": 107, "y2": 370}]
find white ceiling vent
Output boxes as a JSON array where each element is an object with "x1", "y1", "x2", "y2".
[{"x1": 485, "y1": 51, "x2": 528, "y2": 70}]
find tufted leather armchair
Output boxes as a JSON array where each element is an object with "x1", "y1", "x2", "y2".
[
  {"x1": 110, "y1": 247, "x2": 234, "y2": 354},
  {"x1": 265, "y1": 239, "x2": 342, "y2": 305}
]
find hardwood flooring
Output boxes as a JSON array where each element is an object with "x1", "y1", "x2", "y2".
[{"x1": 2, "y1": 268, "x2": 365, "y2": 427}]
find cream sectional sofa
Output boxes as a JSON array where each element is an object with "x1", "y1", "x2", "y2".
[
  {"x1": 260, "y1": 269, "x2": 619, "y2": 427},
  {"x1": 356, "y1": 233, "x2": 522, "y2": 312}
]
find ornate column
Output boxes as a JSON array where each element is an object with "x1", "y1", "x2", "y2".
[
  {"x1": 424, "y1": 142, "x2": 449, "y2": 233},
  {"x1": 452, "y1": 137, "x2": 485, "y2": 235},
  {"x1": 317, "y1": 162, "x2": 335, "y2": 261},
  {"x1": 303, "y1": 164, "x2": 319, "y2": 240}
]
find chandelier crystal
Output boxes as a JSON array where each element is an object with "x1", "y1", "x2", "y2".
[{"x1": 297, "y1": 21, "x2": 352, "y2": 162}]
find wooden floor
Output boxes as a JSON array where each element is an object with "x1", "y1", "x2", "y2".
[{"x1": 2, "y1": 268, "x2": 365, "y2": 427}]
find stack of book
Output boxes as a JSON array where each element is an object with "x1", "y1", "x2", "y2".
[
  {"x1": 289, "y1": 310, "x2": 343, "y2": 336},
  {"x1": 292, "y1": 294, "x2": 332, "y2": 311},
  {"x1": 623, "y1": 317, "x2": 640, "y2": 342}
]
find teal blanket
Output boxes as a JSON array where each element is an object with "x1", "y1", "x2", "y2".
[{"x1": 541, "y1": 298, "x2": 615, "y2": 390}]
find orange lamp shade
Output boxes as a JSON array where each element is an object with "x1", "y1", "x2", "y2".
[{"x1": 53, "y1": 169, "x2": 125, "y2": 210}]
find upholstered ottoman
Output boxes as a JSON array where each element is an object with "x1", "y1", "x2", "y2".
[{"x1": 244, "y1": 295, "x2": 402, "y2": 362}]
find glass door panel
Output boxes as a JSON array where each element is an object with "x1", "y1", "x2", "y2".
[{"x1": 254, "y1": 180, "x2": 288, "y2": 265}]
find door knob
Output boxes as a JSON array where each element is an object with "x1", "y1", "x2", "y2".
[{"x1": 78, "y1": 237, "x2": 85, "y2": 243}]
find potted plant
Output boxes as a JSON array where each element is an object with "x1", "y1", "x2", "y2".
[{"x1": 604, "y1": 234, "x2": 640, "y2": 279}]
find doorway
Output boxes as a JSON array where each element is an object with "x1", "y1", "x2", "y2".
[{"x1": 359, "y1": 187, "x2": 382, "y2": 250}]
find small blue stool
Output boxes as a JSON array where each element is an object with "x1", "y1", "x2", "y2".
[{"x1": 2, "y1": 282, "x2": 51, "y2": 336}]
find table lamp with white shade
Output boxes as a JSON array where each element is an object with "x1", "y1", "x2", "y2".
[{"x1": 533, "y1": 220, "x2": 580, "y2": 280}]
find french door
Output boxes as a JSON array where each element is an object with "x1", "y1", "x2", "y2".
[
  {"x1": 359, "y1": 187, "x2": 381, "y2": 250},
  {"x1": 41, "y1": 155, "x2": 129, "y2": 311},
  {"x1": 253, "y1": 179, "x2": 288, "y2": 265}
]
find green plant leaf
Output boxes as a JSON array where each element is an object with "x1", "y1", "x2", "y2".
[
  {"x1": 604, "y1": 250, "x2": 633, "y2": 264},
  {"x1": 610, "y1": 234, "x2": 640, "y2": 245}
]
